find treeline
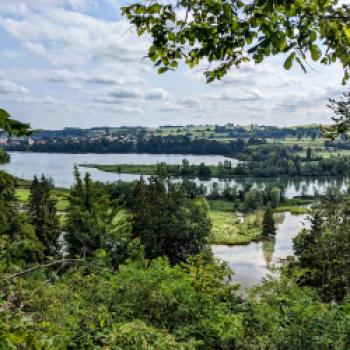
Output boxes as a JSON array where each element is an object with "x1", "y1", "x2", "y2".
[
  {"x1": 6, "y1": 135, "x2": 265, "y2": 156},
  {"x1": 2, "y1": 170, "x2": 350, "y2": 348},
  {"x1": 105, "y1": 178, "x2": 286, "y2": 213},
  {"x1": 325, "y1": 139, "x2": 350, "y2": 150},
  {"x1": 225, "y1": 125, "x2": 322, "y2": 140},
  {"x1": 88, "y1": 153, "x2": 350, "y2": 179}
]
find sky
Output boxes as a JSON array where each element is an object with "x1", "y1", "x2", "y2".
[{"x1": 0, "y1": 0, "x2": 348, "y2": 129}]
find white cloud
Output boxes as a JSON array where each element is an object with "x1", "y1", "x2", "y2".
[
  {"x1": 0, "y1": 0, "x2": 346, "y2": 128},
  {"x1": 1, "y1": 7, "x2": 148, "y2": 67},
  {"x1": 0, "y1": 79, "x2": 28, "y2": 95}
]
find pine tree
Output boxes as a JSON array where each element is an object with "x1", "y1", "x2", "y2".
[
  {"x1": 65, "y1": 168, "x2": 111, "y2": 258},
  {"x1": 306, "y1": 147, "x2": 312, "y2": 161},
  {"x1": 262, "y1": 205, "x2": 276, "y2": 238},
  {"x1": 0, "y1": 171, "x2": 44, "y2": 265},
  {"x1": 132, "y1": 176, "x2": 211, "y2": 264},
  {"x1": 28, "y1": 175, "x2": 59, "y2": 257}
]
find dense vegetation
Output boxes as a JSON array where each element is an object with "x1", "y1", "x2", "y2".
[
  {"x1": 84, "y1": 147, "x2": 350, "y2": 179},
  {"x1": 2, "y1": 168, "x2": 350, "y2": 348}
]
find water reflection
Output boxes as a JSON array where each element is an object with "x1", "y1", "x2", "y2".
[
  {"x1": 0, "y1": 152, "x2": 348, "y2": 198},
  {"x1": 212, "y1": 212, "x2": 309, "y2": 288},
  {"x1": 262, "y1": 238, "x2": 276, "y2": 269}
]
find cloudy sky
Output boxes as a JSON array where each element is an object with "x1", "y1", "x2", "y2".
[{"x1": 0, "y1": 0, "x2": 347, "y2": 129}]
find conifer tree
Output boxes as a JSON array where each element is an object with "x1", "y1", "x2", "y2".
[
  {"x1": 262, "y1": 205, "x2": 276, "y2": 238},
  {"x1": 28, "y1": 175, "x2": 60, "y2": 257},
  {"x1": 132, "y1": 176, "x2": 211, "y2": 264},
  {"x1": 65, "y1": 167, "x2": 111, "y2": 258},
  {"x1": 0, "y1": 171, "x2": 44, "y2": 265},
  {"x1": 306, "y1": 147, "x2": 312, "y2": 161}
]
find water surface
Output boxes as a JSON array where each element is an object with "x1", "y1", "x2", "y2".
[
  {"x1": 213, "y1": 213, "x2": 309, "y2": 288},
  {"x1": 0, "y1": 152, "x2": 236, "y2": 188},
  {"x1": 1, "y1": 152, "x2": 347, "y2": 197}
]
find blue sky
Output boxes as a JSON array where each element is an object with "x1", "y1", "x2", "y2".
[{"x1": 0, "y1": 0, "x2": 347, "y2": 129}]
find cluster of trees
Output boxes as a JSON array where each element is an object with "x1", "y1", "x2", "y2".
[
  {"x1": 208, "y1": 183, "x2": 285, "y2": 212},
  {"x1": 235, "y1": 155, "x2": 350, "y2": 178},
  {"x1": 325, "y1": 139, "x2": 350, "y2": 150},
  {"x1": 2, "y1": 169, "x2": 350, "y2": 348},
  {"x1": 226, "y1": 126, "x2": 322, "y2": 141},
  {"x1": 293, "y1": 188, "x2": 350, "y2": 302},
  {"x1": 0, "y1": 172, "x2": 58, "y2": 267},
  {"x1": 104, "y1": 176, "x2": 286, "y2": 213},
  {"x1": 90, "y1": 144, "x2": 350, "y2": 179}
]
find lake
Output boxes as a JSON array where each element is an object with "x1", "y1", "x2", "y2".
[
  {"x1": 0, "y1": 152, "x2": 348, "y2": 197},
  {"x1": 0, "y1": 152, "x2": 237, "y2": 188},
  {"x1": 213, "y1": 212, "x2": 309, "y2": 288}
]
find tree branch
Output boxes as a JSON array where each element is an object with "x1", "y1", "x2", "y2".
[{"x1": 5, "y1": 258, "x2": 85, "y2": 280}]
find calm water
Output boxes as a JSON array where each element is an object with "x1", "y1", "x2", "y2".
[
  {"x1": 0, "y1": 152, "x2": 236, "y2": 188},
  {"x1": 0, "y1": 152, "x2": 348, "y2": 197},
  {"x1": 213, "y1": 213, "x2": 309, "y2": 288}
]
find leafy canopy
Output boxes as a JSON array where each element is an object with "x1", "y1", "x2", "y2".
[
  {"x1": 0, "y1": 108, "x2": 30, "y2": 136},
  {"x1": 122, "y1": 0, "x2": 350, "y2": 83}
]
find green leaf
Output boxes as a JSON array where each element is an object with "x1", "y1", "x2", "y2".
[
  {"x1": 0, "y1": 108, "x2": 31, "y2": 136},
  {"x1": 283, "y1": 52, "x2": 295, "y2": 70},
  {"x1": 158, "y1": 67, "x2": 170, "y2": 74},
  {"x1": 310, "y1": 45, "x2": 321, "y2": 61}
]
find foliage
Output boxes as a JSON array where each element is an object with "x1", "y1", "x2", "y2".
[
  {"x1": 323, "y1": 90, "x2": 350, "y2": 137},
  {"x1": 28, "y1": 175, "x2": 60, "y2": 257},
  {"x1": 132, "y1": 176, "x2": 211, "y2": 264},
  {"x1": 122, "y1": 0, "x2": 350, "y2": 83},
  {"x1": 245, "y1": 277, "x2": 350, "y2": 349},
  {"x1": 0, "y1": 108, "x2": 30, "y2": 136},
  {"x1": 64, "y1": 167, "x2": 117, "y2": 260},
  {"x1": 0, "y1": 257, "x2": 243, "y2": 349},
  {"x1": 1, "y1": 167, "x2": 350, "y2": 348},
  {"x1": 293, "y1": 188, "x2": 350, "y2": 302},
  {"x1": 0, "y1": 171, "x2": 44, "y2": 268}
]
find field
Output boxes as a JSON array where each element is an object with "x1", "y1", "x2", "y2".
[
  {"x1": 208, "y1": 199, "x2": 308, "y2": 244},
  {"x1": 210, "y1": 210, "x2": 262, "y2": 245},
  {"x1": 15, "y1": 188, "x2": 70, "y2": 212}
]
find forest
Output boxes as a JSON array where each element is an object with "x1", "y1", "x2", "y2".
[{"x1": 1, "y1": 164, "x2": 350, "y2": 348}]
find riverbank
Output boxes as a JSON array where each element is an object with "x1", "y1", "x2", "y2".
[
  {"x1": 81, "y1": 159, "x2": 350, "y2": 180},
  {"x1": 208, "y1": 199, "x2": 309, "y2": 245}
]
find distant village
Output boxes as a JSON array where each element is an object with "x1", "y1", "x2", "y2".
[
  {"x1": 0, "y1": 126, "x2": 148, "y2": 146},
  {"x1": 0, "y1": 123, "x2": 328, "y2": 148}
]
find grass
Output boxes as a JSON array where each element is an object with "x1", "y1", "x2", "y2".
[
  {"x1": 274, "y1": 205, "x2": 309, "y2": 215},
  {"x1": 208, "y1": 200, "x2": 235, "y2": 212},
  {"x1": 210, "y1": 210, "x2": 263, "y2": 245},
  {"x1": 208, "y1": 199, "x2": 307, "y2": 244},
  {"x1": 15, "y1": 188, "x2": 30, "y2": 201},
  {"x1": 81, "y1": 164, "x2": 160, "y2": 175},
  {"x1": 15, "y1": 188, "x2": 70, "y2": 212}
]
